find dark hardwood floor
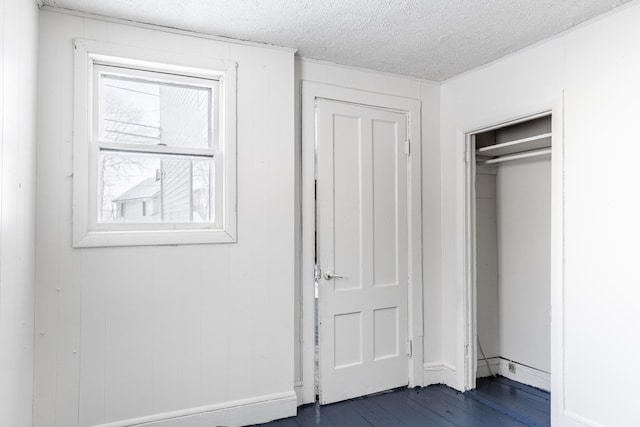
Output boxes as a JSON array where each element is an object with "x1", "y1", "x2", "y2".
[{"x1": 255, "y1": 376, "x2": 550, "y2": 427}]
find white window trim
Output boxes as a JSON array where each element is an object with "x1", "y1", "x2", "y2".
[{"x1": 72, "y1": 39, "x2": 237, "y2": 247}]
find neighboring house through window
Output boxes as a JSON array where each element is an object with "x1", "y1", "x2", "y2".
[{"x1": 113, "y1": 176, "x2": 160, "y2": 221}]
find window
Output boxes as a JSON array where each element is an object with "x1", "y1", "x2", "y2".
[
  {"x1": 96, "y1": 66, "x2": 216, "y2": 224},
  {"x1": 73, "y1": 40, "x2": 237, "y2": 247}
]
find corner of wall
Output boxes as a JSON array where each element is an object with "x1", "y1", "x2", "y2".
[{"x1": 0, "y1": 1, "x2": 39, "y2": 427}]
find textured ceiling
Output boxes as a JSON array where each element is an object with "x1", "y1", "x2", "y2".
[{"x1": 41, "y1": 0, "x2": 633, "y2": 81}]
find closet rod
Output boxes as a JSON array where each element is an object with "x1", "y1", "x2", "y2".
[{"x1": 485, "y1": 148, "x2": 551, "y2": 164}]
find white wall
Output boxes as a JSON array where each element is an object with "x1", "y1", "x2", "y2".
[
  {"x1": 497, "y1": 157, "x2": 551, "y2": 373},
  {"x1": 294, "y1": 59, "x2": 444, "y2": 399},
  {"x1": 0, "y1": 0, "x2": 39, "y2": 426},
  {"x1": 475, "y1": 170, "x2": 499, "y2": 360},
  {"x1": 441, "y1": 2, "x2": 640, "y2": 425},
  {"x1": 34, "y1": 10, "x2": 295, "y2": 427}
]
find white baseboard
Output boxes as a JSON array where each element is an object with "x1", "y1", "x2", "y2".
[
  {"x1": 423, "y1": 362, "x2": 457, "y2": 388},
  {"x1": 89, "y1": 391, "x2": 297, "y2": 427},
  {"x1": 564, "y1": 410, "x2": 607, "y2": 427},
  {"x1": 475, "y1": 356, "x2": 502, "y2": 379},
  {"x1": 476, "y1": 357, "x2": 550, "y2": 392}
]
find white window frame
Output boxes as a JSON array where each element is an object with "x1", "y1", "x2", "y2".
[
  {"x1": 72, "y1": 39, "x2": 237, "y2": 247},
  {"x1": 92, "y1": 64, "x2": 220, "y2": 230}
]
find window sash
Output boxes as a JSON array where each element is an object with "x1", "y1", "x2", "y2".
[
  {"x1": 93, "y1": 63, "x2": 220, "y2": 152},
  {"x1": 97, "y1": 141, "x2": 216, "y2": 158},
  {"x1": 89, "y1": 64, "x2": 222, "y2": 231}
]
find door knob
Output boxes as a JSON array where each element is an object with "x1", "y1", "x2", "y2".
[{"x1": 323, "y1": 271, "x2": 344, "y2": 280}]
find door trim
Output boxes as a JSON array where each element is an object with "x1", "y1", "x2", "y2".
[
  {"x1": 298, "y1": 81, "x2": 423, "y2": 405},
  {"x1": 461, "y1": 99, "x2": 564, "y2": 403},
  {"x1": 463, "y1": 110, "x2": 554, "y2": 390}
]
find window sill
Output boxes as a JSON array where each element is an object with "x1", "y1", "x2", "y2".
[{"x1": 73, "y1": 228, "x2": 237, "y2": 248}]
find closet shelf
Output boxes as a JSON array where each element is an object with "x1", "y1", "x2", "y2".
[
  {"x1": 476, "y1": 132, "x2": 552, "y2": 157},
  {"x1": 485, "y1": 148, "x2": 551, "y2": 164}
]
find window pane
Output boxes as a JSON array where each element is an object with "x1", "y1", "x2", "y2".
[
  {"x1": 100, "y1": 74, "x2": 212, "y2": 149},
  {"x1": 99, "y1": 151, "x2": 213, "y2": 223}
]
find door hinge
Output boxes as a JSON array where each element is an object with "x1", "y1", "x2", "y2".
[
  {"x1": 407, "y1": 339, "x2": 413, "y2": 358},
  {"x1": 464, "y1": 149, "x2": 470, "y2": 164},
  {"x1": 405, "y1": 140, "x2": 410, "y2": 156}
]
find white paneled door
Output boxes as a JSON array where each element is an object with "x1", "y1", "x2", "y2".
[{"x1": 316, "y1": 99, "x2": 409, "y2": 405}]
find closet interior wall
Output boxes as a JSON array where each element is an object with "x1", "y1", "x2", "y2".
[{"x1": 475, "y1": 116, "x2": 552, "y2": 390}]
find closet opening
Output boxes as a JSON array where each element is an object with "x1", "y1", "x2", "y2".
[{"x1": 465, "y1": 113, "x2": 552, "y2": 392}]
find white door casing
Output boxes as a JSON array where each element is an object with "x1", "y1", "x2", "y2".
[
  {"x1": 316, "y1": 99, "x2": 409, "y2": 404},
  {"x1": 298, "y1": 82, "x2": 422, "y2": 406},
  {"x1": 462, "y1": 108, "x2": 561, "y2": 393}
]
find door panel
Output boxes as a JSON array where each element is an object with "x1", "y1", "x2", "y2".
[
  {"x1": 373, "y1": 118, "x2": 400, "y2": 288},
  {"x1": 333, "y1": 114, "x2": 361, "y2": 292},
  {"x1": 316, "y1": 99, "x2": 409, "y2": 405}
]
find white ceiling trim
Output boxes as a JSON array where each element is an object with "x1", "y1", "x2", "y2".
[
  {"x1": 295, "y1": 56, "x2": 440, "y2": 85},
  {"x1": 38, "y1": 5, "x2": 299, "y2": 54}
]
